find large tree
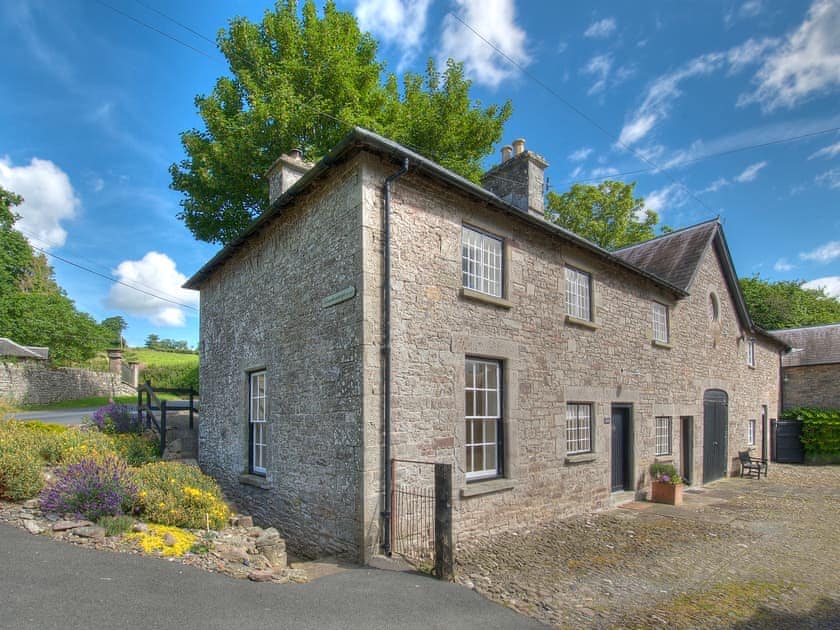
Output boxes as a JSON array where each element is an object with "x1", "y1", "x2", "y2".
[
  {"x1": 0, "y1": 187, "x2": 110, "y2": 364},
  {"x1": 739, "y1": 275, "x2": 840, "y2": 330},
  {"x1": 170, "y1": 0, "x2": 511, "y2": 245},
  {"x1": 545, "y1": 180, "x2": 660, "y2": 250}
]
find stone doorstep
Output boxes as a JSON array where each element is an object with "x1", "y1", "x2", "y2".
[{"x1": 288, "y1": 556, "x2": 356, "y2": 581}]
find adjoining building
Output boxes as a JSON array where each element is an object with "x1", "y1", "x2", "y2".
[
  {"x1": 770, "y1": 323, "x2": 840, "y2": 410},
  {"x1": 185, "y1": 128, "x2": 786, "y2": 562}
]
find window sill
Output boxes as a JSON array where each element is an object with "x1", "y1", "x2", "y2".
[
  {"x1": 565, "y1": 452, "x2": 597, "y2": 465},
  {"x1": 747, "y1": 364, "x2": 756, "y2": 370},
  {"x1": 460, "y1": 287, "x2": 512, "y2": 309},
  {"x1": 654, "y1": 456, "x2": 674, "y2": 463},
  {"x1": 652, "y1": 339, "x2": 673, "y2": 349},
  {"x1": 565, "y1": 315, "x2": 599, "y2": 330},
  {"x1": 460, "y1": 478, "x2": 517, "y2": 498},
  {"x1": 239, "y1": 473, "x2": 270, "y2": 489}
]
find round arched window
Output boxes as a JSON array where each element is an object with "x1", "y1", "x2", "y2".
[{"x1": 709, "y1": 292, "x2": 720, "y2": 322}]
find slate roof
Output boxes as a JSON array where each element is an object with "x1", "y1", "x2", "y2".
[
  {"x1": 770, "y1": 324, "x2": 840, "y2": 367},
  {"x1": 0, "y1": 338, "x2": 48, "y2": 360},
  {"x1": 612, "y1": 220, "x2": 718, "y2": 291}
]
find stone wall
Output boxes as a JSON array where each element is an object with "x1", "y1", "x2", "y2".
[
  {"x1": 197, "y1": 157, "x2": 365, "y2": 560},
  {"x1": 0, "y1": 362, "x2": 135, "y2": 405},
  {"x1": 782, "y1": 364, "x2": 840, "y2": 409},
  {"x1": 361, "y1": 155, "x2": 781, "y2": 554}
]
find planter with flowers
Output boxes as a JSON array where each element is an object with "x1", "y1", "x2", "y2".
[{"x1": 649, "y1": 462, "x2": 684, "y2": 506}]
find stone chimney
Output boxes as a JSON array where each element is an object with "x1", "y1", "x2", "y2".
[
  {"x1": 267, "y1": 149, "x2": 313, "y2": 205},
  {"x1": 481, "y1": 138, "x2": 548, "y2": 220}
]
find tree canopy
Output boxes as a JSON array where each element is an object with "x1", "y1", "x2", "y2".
[
  {"x1": 0, "y1": 187, "x2": 116, "y2": 364},
  {"x1": 739, "y1": 275, "x2": 840, "y2": 330},
  {"x1": 170, "y1": 0, "x2": 511, "y2": 245},
  {"x1": 545, "y1": 180, "x2": 660, "y2": 250}
]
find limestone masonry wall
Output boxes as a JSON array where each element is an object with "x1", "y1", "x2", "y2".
[
  {"x1": 197, "y1": 157, "x2": 365, "y2": 560},
  {"x1": 0, "y1": 363, "x2": 135, "y2": 405}
]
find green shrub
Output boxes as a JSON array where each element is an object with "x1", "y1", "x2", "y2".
[
  {"x1": 780, "y1": 407, "x2": 840, "y2": 457},
  {"x1": 139, "y1": 363, "x2": 199, "y2": 392},
  {"x1": 110, "y1": 434, "x2": 160, "y2": 466},
  {"x1": 134, "y1": 461, "x2": 229, "y2": 530},
  {"x1": 98, "y1": 514, "x2": 136, "y2": 536},
  {"x1": 0, "y1": 421, "x2": 44, "y2": 500},
  {"x1": 39, "y1": 428, "x2": 119, "y2": 465}
]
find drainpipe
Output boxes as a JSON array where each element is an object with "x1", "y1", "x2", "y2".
[{"x1": 382, "y1": 158, "x2": 409, "y2": 556}]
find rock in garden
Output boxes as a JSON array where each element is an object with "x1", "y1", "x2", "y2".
[
  {"x1": 256, "y1": 541, "x2": 287, "y2": 568},
  {"x1": 53, "y1": 520, "x2": 93, "y2": 532},
  {"x1": 247, "y1": 569, "x2": 274, "y2": 582},
  {"x1": 73, "y1": 526, "x2": 106, "y2": 540},
  {"x1": 22, "y1": 499, "x2": 40, "y2": 510},
  {"x1": 24, "y1": 520, "x2": 44, "y2": 535},
  {"x1": 238, "y1": 516, "x2": 254, "y2": 528},
  {"x1": 163, "y1": 532, "x2": 178, "y2": 546},
  {"x1": 255, "y1": 527, "x2": 281, "y2": 546},
  {"x1": 132, "y1": 523, "x2": 149, "y2": 533}
]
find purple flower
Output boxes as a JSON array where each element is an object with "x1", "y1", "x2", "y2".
[
  {"x1": 40, "y1": 457, "x2": 137, "y2": 521},
  {"x1": 88, "y1": 403, "x2": 141, "y2": 434}
]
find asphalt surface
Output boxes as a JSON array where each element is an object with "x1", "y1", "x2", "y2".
[
  {"x1": 7, "y1": 407, "x2": 103, "y2": 427},
  {"x1": 0, "y1": 523, "x2": 543, "y2": 630}
]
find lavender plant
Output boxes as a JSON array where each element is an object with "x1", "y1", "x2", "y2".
[
  {"x1": 87, "y1": 402, "x2": 142, "y2": 434},
  {"x1": 40, "y1": 456, "x2": 138, "y2": 521}
]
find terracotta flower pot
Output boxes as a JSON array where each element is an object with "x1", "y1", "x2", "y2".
[{"x1": 650, "y1": 481, "x2": 683, "y2": 506}]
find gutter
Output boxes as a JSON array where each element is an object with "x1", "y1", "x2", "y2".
[{"x1": 382, "y1": 157, "x2": 409, "y2": 556}]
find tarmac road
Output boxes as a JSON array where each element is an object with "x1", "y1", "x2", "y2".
[
  {"x1": 6, "y1": 407, "x2": 105, "y2": 427},
  {"x1": 0, "y1": 523, "x2": 543, "y2": 630}
]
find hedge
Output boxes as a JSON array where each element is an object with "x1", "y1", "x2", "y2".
[{"x1": 780, "y1": 407, "x2": 840, "y2": 458}]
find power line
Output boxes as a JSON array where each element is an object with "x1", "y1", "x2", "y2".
[
  {"x1": 16, "y1": 227, "x2": 194, "y2": 306},
  {"x1": 28, "y1": 243, "x2": 197, "y2": 311},
  {"x1": 447, "y1": 11, "x2": 719, "y2": 215},
  {"x1": 132, "y1": 0, "x2": 216, "y2": 46}
]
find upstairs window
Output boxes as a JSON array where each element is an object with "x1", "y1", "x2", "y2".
[
  {"x1": 652, "y1": 302, "x2": 669, "y2": 343},
  {"x1": 565, "y1": 266, "x2": 592, "y2": 321},
  {"x1": 747, "y1": 338, "x2": 756, "y2": 367},
  {"x1": 462, "y1": 226, "x2": 502, "y2": 298}
]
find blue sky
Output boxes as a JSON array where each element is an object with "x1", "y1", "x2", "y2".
[{"x1": 1, "y1": 0, "x2": 838, "y2": 348}]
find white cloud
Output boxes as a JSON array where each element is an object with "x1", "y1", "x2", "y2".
[
  {"x1": 569, "y1": 166, "x2": 583, "y2": 179},
  {"x1": 803, "y1": 276, "x2": 840, "y2": 299},
  {"x1": 439, "y1": 0, "x2": 530, "y2": 88},
  {"x1": 643, "y1": 183, "x2": 689, "y2": 213},
  {"x1": 106, "y1": 252, "x2": 198, "y2": 327},
  {"x1": 733, "y1": 160, "x2": 768, "y2": 182},
  {"x1": 774, "y1": 258, "x2": 795, "y2": 272},
  {"x1": 726, "y1": 0, "x2": 765, "y2": 25},
  {"x1": 800, "y1": 240, "x2": 840, "y2": 263},
  {"x1": 355, "y1": 0, "x2": 432, "y2": 68},
  {"x1": 584, "y1": 17, "x2": 616, "y2": 39},
  {"x1": 700, "y1": 177, "x2": 730, "y2": 194},
  {"x1": 589, "y1": 166, "x2": 620, "y2": 179},
  {"x1": 809, "y1": 140, "x2": 840, "y2": 159},
  {"x1": 582, "y1": 54, "x2": 612, "y2": 95},
  {"x1": 0, "y1": 156, "x2": 79, "y2": 249},
  {"x1": 816, "y1": 167, "x2": 840, "y2": 189},
  {"x1": 556, "y1": 41, "x2": 568, "y2": 54},
  {"x1": 739, "y1": 0, "x2": 840, "y2": 111},
  {"x1": 618, "y1": 37, "x2": 777, "y2": 146},
  {"x1": 568, "y1": 147, "x2": 593, "y2": 162}
]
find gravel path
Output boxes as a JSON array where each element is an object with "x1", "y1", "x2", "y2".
[{"x1": 455, "y1": 465, "x2": 840, "y2": 629}]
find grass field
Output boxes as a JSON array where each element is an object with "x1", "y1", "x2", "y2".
[
  {"x1": 19, "y1": 393, "x2": 184, "y2": 411},
  {"x1": 126, "y1": 348, "x2": 199, "y2": 367}
]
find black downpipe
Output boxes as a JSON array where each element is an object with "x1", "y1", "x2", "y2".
[{"x1": 382, "y1": 158, "x2": 409, "y2": 556}]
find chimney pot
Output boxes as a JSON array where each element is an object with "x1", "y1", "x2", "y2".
[
  {"x1": 267, "y1": 151, "x2": 313, "y2": 205},
  {"x1": 289, "y1": 148, "x2": 302, "y2": 160},
  {"x1": 501, "y1": 145, "x2": 512, "y2": 162},
  {"x1": 512, "y1": 138, "x2": 525, "y2": 156}
]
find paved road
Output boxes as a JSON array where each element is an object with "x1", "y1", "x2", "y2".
[
  {"x1": 0, "y1": 523, "x2": 542, "y2": 630},
  {"x1": 7, "y1": 407, "x2": 104, "y2": 427}
]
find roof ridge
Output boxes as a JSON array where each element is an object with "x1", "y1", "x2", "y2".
[
  {"x1": 770, "y1": 322, "x2": 840, "y2": 332},
  {"x1": 611, "y1": 217, "x2": 720, "y2": 253}
]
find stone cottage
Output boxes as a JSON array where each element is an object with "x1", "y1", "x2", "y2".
[
  {"x1": 184, "y1": 128, "x2": 786, "y2": 562},
  {"x1": 770, "y1": 323, "x2": 840, "y2": 410}
]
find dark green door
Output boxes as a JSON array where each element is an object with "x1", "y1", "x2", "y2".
[
  {"x1": 611, "y1": 405, "x2": 632, "y2": 491},
  {"x1": 703, "y1": 390, "x2": 728, "y2": 483}
]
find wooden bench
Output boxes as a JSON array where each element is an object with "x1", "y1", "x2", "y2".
[{"x1": 738, "y1": 450, "x2": 767, "y2": 479}]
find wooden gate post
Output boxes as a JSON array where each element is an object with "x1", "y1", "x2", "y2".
[{"x1": 434, "y1": 463, "x2": 453, "y2": 580}]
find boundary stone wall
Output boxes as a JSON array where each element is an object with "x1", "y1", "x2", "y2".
[{"x1": 0, "y1": 362, "x2": 135, "y2": 405}]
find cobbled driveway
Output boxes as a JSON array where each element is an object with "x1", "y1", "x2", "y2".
[{"x1": 455, "y1": 465, "x2": 840, "y2": 628}]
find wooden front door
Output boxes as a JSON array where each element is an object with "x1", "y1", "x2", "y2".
[
  {"x1": 611, "y1": 405, "x2": 632, "y2": 492},
  {"x1": 703, "y1": 390, "x2": 728, "y2": 483}
]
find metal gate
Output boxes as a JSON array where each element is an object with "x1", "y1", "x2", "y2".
[
  {"x1": 773, "y1": 419, "x2": 804, "y2": 463},
  {"x1": 389, "y1": 459, "x2": 452, "y2": 579}
]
